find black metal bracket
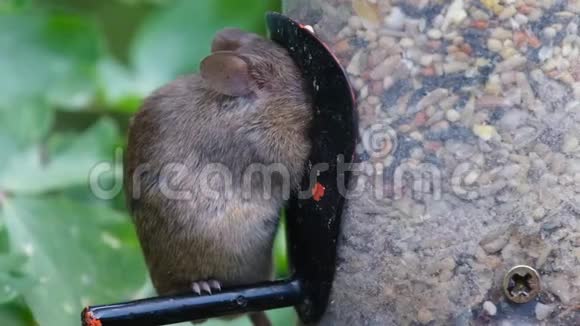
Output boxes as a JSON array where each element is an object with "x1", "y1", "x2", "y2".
[
  {"x1": 82, "y1": 280, "x2": 302, "y2": 326},
  {"x1": 81, "y1": 12, "x2": 356, "y2": 326},
  {"x1": 267, "y1": 12, "x2": 357, "y2": 323}
]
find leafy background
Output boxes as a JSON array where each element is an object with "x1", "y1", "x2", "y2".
[{"x1": 0, "y1": 0, "x2": 295, "y2": 325}]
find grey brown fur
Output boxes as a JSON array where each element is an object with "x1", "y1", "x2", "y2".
[{"x1": 124, "y1": 29, "x2": 312, "y2": 324}]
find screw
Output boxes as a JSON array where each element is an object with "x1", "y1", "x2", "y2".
[
  {"x1": 502, "y1": 265, "x2": 541, "y2": 303},
  {"x1": 235, "y1": 295, "x2": 247, "y2": 307}
]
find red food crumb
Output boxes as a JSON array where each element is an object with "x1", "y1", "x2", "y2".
[
  {"x1": 427, "y1": 40, "x2": 441, "y2": 49},
  {"x1": 334, "y1": 39, "x2": 351, "y2": 54},
  {"x1": 546, "y1": 70, "x2": 559, "y2": 79},
  {"x1": 414, "y1": 111, "x2": 428, "y2": 126},
  {"x1": 517, "y1": 4, "x2": 533, "y2": 15},
  {"x1": 527, "y1": 33, "x2": 542, "y2": 48},
  {"x1": 471, "y1": 20, "x2": 489, "y2": 29},
  {"x1": 459, "y1": 43, "x2": 473, "y2": 56},
  {"x1": 421, "y1": 66, "x2": 436, "y2": 76},
  {"x1": 424, "y1": 141, "x2": 442, "y2": 152},
  {"x1": 513, "y1": 31, "x2": 527, "y2": 48},
  {"x1": 312, "y1": 182, "x2": 326, "y2": 202},
  {"x1": 83, "y1": 309, "x2": 102, "y2": 326}
]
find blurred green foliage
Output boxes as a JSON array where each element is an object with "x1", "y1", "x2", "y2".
[{"x1": 0, "y1": 0, "x2": 295, "y2": 325}]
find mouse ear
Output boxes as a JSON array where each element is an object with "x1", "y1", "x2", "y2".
[
  {"x1": 200, "y1": 51, "x2": 253, "y2": 96},
  {"x1": 211, "y1": 28, "x2": 258, "y2": 52}
]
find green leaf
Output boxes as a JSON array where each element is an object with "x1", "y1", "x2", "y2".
[
  {"x1": 0, "y1": 11, "x2": 102, "y2": 109},
  {"x1": 266, "y1": 308, "x2": 296, "y2": 326},
  {"x1": 129, "y1": 0, "x2": 273, "y2": 95},
  {"x1": 0, "y1": 118, "x2": 121, "y2": 194},
  {"x1": 168, "y1": 307, "x2": 296, "y2": 326},
  {"x1": 0, "y1": 0, "x2": 31, "y2": 13},
  {"x1": 0, "y1": 301, "x2": 35, "y2": 326},
  {"x1": 1, "y1": 196, "x2": 148, "y2": 326},
  {"x1": 114, "y1": 0, "x2": 175, "y2": 6},
  {"x1": 0, "y1": 102, "x2": 54, "y2": 150},
  {"x1": 0, "y1": 274, "x2": 33, "y2": 305},
  {"x1": 205, "y1": 308, "x2": 296, "y2": 326},
  {"x1": 274, "y1": 212, "x2": 289, "y2": 277},
  {"x1": 0, "y1": 136, "x2": 19, "y2": 174},
  {"x1": 0, "y1": 254, "x2": 26, "y2": 271},
  {"x1": 0, "y1": 254, "x2": 35, "y2": 304},
  {"x1": 96, "y1": 56, "x2": 143, "y2": 112},
  {"x1": 0, "y1": 101, "x2": 54, "y2": 175}
]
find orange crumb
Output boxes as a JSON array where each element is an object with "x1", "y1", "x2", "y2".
[
  {"x1": 459, "y1": 43, "x2": 473, "y2": 56},
  {"x1": 546, "y1": 70, "x2": 559, "y2": 79},
  {"x1": 421, "y1": 66, "x2": 436, "y2": 76},
  {"x1": 527, "y1": 33, "x2": 542, "y2": 48},
  {"x1": 471, "y1": 20, "x2": 489, "y2": 29},
  {"x1": 513, "y1": 31, "x2": 527, "y2": 47},
  {"x1": 83, "y1": 309, "x2": 102, "y2": 326},
  {"x1": 312, "y1": 182, "x2": 326, "y2": 202},
  {"x1": 334, "y1": 39, "x2": 351, "y2": 54},
  {"x1": 414, "y1": 111, "x2": 428, "y2": 126},
  {"x1": 517, "y1": 4, "x2": 533, "y2": 14}
]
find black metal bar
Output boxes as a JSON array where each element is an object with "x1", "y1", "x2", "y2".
[{"x1": 82, "y1": 279, "x2": 303, "y2": 326}]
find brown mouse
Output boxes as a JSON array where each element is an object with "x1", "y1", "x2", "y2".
[{"x1": 124, "y1": 28, "x2": 312, "y2": 325}]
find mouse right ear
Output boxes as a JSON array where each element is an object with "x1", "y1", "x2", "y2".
[{"x1": 200, "y1": 51, "x2": 253, "y2": 97}]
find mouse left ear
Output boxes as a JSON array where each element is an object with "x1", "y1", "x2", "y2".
[
  {"x1": 211, "y1": 28, "x2": 259, "y2": 52},
  {"x1": 200, "y1": 51, "x2": 253, "y2": 97}
]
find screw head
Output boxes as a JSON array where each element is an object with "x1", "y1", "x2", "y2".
[
  {"x1": 235, "y1": 295, "x2": 248, "y2": 307},
  {"x1": 502, "y1": 265, "x2": 541, "y2": 303}
]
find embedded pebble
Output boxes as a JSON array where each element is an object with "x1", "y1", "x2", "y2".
[
  {"x1": 533, "y1": 207, "x2": 546, "y2": 220},
  {"x1": 385, "y1": 7, "x2": 405, "y2": 30},
  {"x1": 547, "y1": 276, "x2": 572, "y2": 304},
  {"x1": 446, "y1": 109, "x2": 461, "y2": 122},
  {"x1": 543, "y1": 27, "x2": 557, "y2": 39},
  {"x1": 483, "y1": 301, "x2": 497, "y2": 316},
  {"x1": 369, "y1": 55, "x2": 401, "y2": 80},
  {"x1": 480, "y1": 229, "x2": 510, "y2": 254},
  {"x1": 443, "y1": 0, "x2": 467, "y2": 30},
  {"x1": 488, "y1": 38, "x2": 503, "y2": 52},
  {"x1": 473, "y1": 124, "x2": 497, "y2": 141},
  {"x1": 347, "y1": 51, "x2": 364, "y2": 76},
  {"x1": 498, "y1": 110, "x2": 526, "y2": 130},
  {"x1": 550, "y1": 153, "x2": 567, "y2": 175},
  {"x1": 417, "y1": 308, "x2": 434, "y2": 324},
  {"x1": 562, "y1": 135, "x2": 579, "y2": 153},
  {"x1": 535, "y1": 303, "x2": 554, "y2": 321},
  {"x1": 427, "y1": 29, "x2": 443, "y2": 40}
]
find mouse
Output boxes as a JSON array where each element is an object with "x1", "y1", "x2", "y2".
[{"x1": 124, "y1": 28, "x2": 312, "y2": 325}]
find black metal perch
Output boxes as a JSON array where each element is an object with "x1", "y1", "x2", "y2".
[
  {"x1": 83, "y1": 280, "x2": 302, "y2": 325},
  {"x1": 82, "y1": 12, "x2": 357, "y2": 326}
]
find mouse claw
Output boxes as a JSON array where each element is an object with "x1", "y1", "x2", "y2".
[
  {"x1": 191, "y1": 282, "x2": 202, "y2": 295},
  {"x1": 191, "y1": 279, "x2": 221, "y2": 295},
  {"x1": 200, "y1": 281, "x2": 212, "y2": 294},
  {"x1": 209, "y1": 280, "x2": 221, "y2": 292}
]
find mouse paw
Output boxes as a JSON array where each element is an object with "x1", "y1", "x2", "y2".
[{"x1": 191, "y1": 279, "x2": 222, "y2": 295}]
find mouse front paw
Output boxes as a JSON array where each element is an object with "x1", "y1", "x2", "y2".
[{"x1": 191, "y1": 279, "x2": 222, "y2": 295}]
